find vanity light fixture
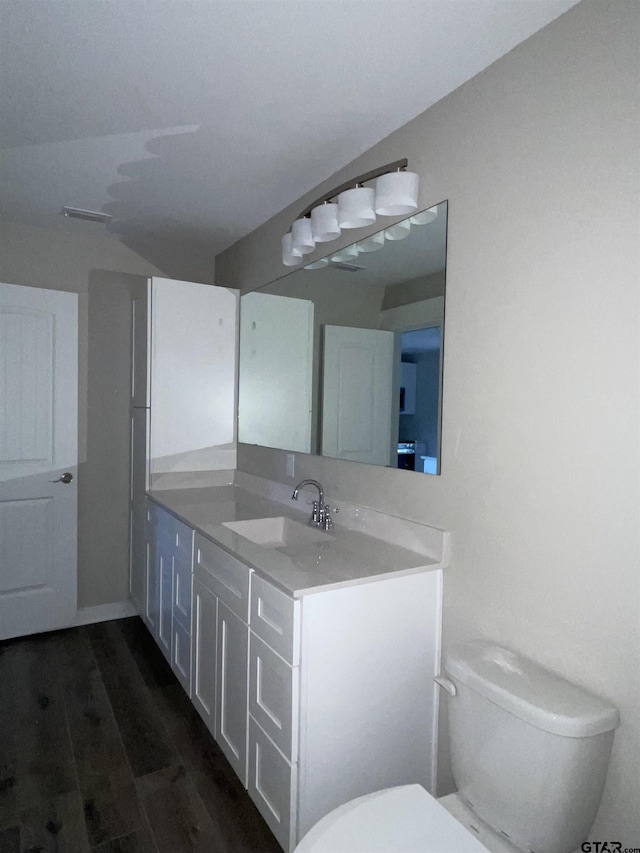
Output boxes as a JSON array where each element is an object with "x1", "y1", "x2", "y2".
[
  {"x1": 311, "y1": 201, "x2": 340, "y2": 243},
  {"x1": 337, "y1": 185, "x2": 376, "y2": 229},
  {"x1": 282, "y1": 158, "x2": 419, "y2": 266},
  {"x1": 291, "y1": 216, "x2": 315, "y2": 255},
  {"x1": 282, "y1": 232, "x2": 303, "y2": 266}
]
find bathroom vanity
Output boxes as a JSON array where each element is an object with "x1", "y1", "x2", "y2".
[{"x1": 138, "y1": 482, "x2": 448, "y2": 851}]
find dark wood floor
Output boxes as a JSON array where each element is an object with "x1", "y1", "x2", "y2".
[{"x1": 0, "y1": 617, "x2": 281, "y2": 853}]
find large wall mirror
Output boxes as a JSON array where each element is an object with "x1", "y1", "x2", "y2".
[{"x1": 238, "y1": 200, "x2": 448, "y2": 475}]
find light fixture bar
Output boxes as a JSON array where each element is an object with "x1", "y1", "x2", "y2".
[
  {"x1": 297, "y1": 158, "x2": 408, "y2": 219},
  {"x1": 62, "y1": 206, "x2": 112, "y2": 223}
]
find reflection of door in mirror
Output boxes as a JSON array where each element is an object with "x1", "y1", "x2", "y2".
[
  {"x1": 398, "y1": 326, "x2": 442, "y2": 475},
  {"x1": 321, "y1": 325, "x2": 395, "y2": 465}
]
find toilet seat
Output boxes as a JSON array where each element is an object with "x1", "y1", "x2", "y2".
[{"x1": 293, "y1": 785, "x2": 490, "y2": 853}]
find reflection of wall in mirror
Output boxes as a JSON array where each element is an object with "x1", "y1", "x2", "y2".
[{"x1": 238, "y1": 292, "x2": 314, "y2": 453}]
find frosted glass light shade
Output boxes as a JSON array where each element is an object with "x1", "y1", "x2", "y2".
[
  {"x1": 375, "y1": 171, "x2": 419, "y2": 216},
  {"x1": 311, "y1": 203, "x2": 340, "y2": 243},
  {"x1": 357, "y1": 232, "x2": 385, "y2": 253},
  {"x1": 282, "y1": 232, "x2": 303, "y2": 266},
  {"x1": 291, "y1": 217, "x2": 315, "y2": 255},
  {"x1": 410, "y1": 206, "x2": 438, "y2": 226},
  {"x1": 385, "y1": 219, "x2": 412, "y2": 241},
  {"x1": 330, "y1": 243, "x2": 359, "y2": 263},
  {"x1": 338, "y1": 187, "x2": 376, "y2": 229}
]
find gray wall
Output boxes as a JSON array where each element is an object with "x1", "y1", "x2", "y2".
[
  {"x1": 0, "y1": 221, "x2": 166, "y2": 608},
  {"x1": 217, "y1": 1, "x2": 639, "y2": 843}
]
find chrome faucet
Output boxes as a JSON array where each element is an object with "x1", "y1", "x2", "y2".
[{"x1": 291, "y1": 479, "x2": 333, "y2": 531}]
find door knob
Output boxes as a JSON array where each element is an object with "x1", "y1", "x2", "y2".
[{"x1": 50, "y1": 472, "x2": 73, "y2": 484}]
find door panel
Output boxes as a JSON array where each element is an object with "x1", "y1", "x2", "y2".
[
  {"x1": 248, "y1": 717, "x2": 296, "y2": 852},
  {"x1": 157, "y1": 538, "x2": 173, "y2": 662},
  {"x1": 129, "y1": 408, "x2": 150, "y2": 614},
  {"x1": 216, "y1": 601, "x2": 249, "y2": 785},
  {"x1": 0, "y1": 283, "x2": 78, "y2": 640},
  {"x1": 192, "y1": 576, "x2": 217, "y2": 733},
  {"x1": 321, "y1": 325, "x2": 394, "y2": 465}
]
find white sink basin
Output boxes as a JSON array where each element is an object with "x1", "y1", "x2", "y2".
[{"x1": 222, "y1": 516, "x2": 328, "y2": 548}]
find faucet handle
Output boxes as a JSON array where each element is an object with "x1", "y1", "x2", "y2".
[
  {"x1": 311, "y1": 500, "x2": 321, "y2": 524},
  {"x1": 321, "y1": 505, "x2": 334, "y2": 531}
]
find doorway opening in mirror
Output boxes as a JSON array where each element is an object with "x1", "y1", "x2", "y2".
[{"x1": 398, "y1": 325, "x2": 442, "y2": 474}]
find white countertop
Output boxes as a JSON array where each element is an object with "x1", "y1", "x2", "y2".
[{"x1": 147, "y1": 485, "x2": 446, "y2": 598}]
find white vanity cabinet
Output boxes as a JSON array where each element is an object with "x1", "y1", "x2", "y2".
[
  {"x1": 247, "y1": 569, "x2": 442, "y2": 852},
  {"x1": 192, "y1": 532, "x2": 252, "y2": 786},
  {"x1": 144, "y1": 500, "x2": 443, "y2": 853},
  {"x1": 144, "y1": 499, "x2": 194, "y2": 696}
]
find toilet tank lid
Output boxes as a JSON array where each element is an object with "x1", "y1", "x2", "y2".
[{"x1": 443, "y1": 640, "x2": 620, "y2": 738}]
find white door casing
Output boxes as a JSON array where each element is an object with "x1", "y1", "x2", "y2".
[
  {"x1": 0, "y1": 283, "x2": 78, "y2": 640},
  {"x1": 321, "y1": 325, "x2": 395, "y2": 465}
]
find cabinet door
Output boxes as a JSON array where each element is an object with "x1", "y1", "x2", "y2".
[
  {"x1": 144, "y1": 516, "x2": 159, "y2": 637},
  {"x1": 172, "y1": 550, "x2": 193, "y2": 633},
  {"x1": 248, "y1": 717, "x2": 297, "y2": 852},
  {"x1": 249, "y1": 633, "x2": 298, "y2": 762},
  {"x1": 131, "y1": 280, "x2": 150, "y2": 408},
  {"x1": 216, "y1": 601, "x2": 249, "y2": 786},
  {"x1": 172, "y1": 619, "x2": 192, "y2": 697},
  {"x1": 192, "y1": 576, "x2": 217, "y2": 735},
  {"x1": 129, "y1": 408, "x2": 150, "y2": 616},
  {"x1": 157, "y1": 534, "x2": 173, "y2": 662}
]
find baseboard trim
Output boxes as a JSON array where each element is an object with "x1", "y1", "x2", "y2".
[{"x1": 73, "y1": 600, "x2": 137, "y2": 627}]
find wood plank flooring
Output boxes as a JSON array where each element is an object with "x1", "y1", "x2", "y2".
[{"x1": 0, "y1": 617, "x2": 281, "y2": 853}]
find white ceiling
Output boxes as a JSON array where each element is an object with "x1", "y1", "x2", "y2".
[{"x1": 0, "y1": 0, "x2": 579, "y2": 270}]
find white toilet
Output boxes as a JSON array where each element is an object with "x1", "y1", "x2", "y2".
[{"x1": 295, "y1": 640, "x2": 619, "y2": 853}]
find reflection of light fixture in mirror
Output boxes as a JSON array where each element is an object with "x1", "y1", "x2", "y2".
[
  {"x1": 282, "y1": 233, "x2": 303, "y2": 266},
  {"x1": 304, "y1": 258, "x2": 329, "y2": 270},
  {"x1": 311, "y1": 202, "x2": 340, "y2": 243},
  {"x1": 357, "y1": 232, "x2": 385, "y2": 253},
  {"x1": 410, "y1": 206, "x2": 438, "y2": 226},
  {"x1": 291, "y1": 216, "x2": 315, "y2": 255},
  {"x1": 282, "y1": 157, "x2": 419, "y2": 266},
  {"x1": 385, "y1": 219, "x2": 412, "y2": 241},
  {"x1": 330, "y1": 243, "x2": 359, "y2": 263},
  {"x1": 338, "y1": 186, "x2": 376, "y2": 229},
  {"x1": 375, "y1": 170, "x2": 419, "y2": 216}
]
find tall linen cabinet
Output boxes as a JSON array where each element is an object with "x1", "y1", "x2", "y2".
[{"x1": 128, "y1": 276, "x2": 238, "y2": 618}]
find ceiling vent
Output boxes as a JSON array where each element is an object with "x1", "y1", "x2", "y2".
[{"x1": 62, "y1": 206, "x2": 112, "y2": 224}]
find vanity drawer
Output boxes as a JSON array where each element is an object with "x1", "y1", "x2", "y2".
[
  {"x1": 249, "y1": 633, "x2": 298, "y2": 762},
  {"x1": 248, "y1": 716, "x2": 297, "y2": 853},
  {"x1": 250, "y1": 575, "x2": 300, "y2": 666},
  {"x1": 195, "y1": 532, "x2": 251, "y2": 623},
  {"x1": 159, "y1": 507, "x2": 193, "y2": 562}
]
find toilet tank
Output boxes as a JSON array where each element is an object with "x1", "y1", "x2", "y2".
[{"x1": 443, "y1": 641, "x2": 619, "y2": 853}]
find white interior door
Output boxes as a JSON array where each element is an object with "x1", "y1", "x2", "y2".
[
  {"x1": 321, "y1": 325, "x2": 394, "y2": 465},
  {"x1": 0, "y1": 282, "x2": 78, "y2": 640}
]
